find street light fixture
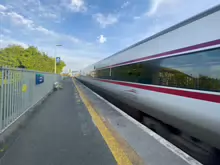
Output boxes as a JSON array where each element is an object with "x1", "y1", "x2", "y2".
[{"x1": 54, "y1": 44, "x2": 62, "y2": 74}]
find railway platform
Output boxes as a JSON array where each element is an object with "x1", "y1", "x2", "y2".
[{"x1": 0, "y1": 78, "x2": 201, "y2": 165}]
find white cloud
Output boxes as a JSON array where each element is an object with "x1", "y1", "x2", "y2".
[
  {"x1": 0, "y1": 11, "x2": 6, "y2": 16},
  {"x1": 40, "y1": 12, "x2": 58, "y2": 19},
  {"x1": 4, "y1": 11, "x2": 54, "y2": 34},
  {"x1": 146, "y1": 0, "x2": 180, "y2": 16},
  {"x1": 1, "y1": 9, "x2": 80, "y2": 45},
  {"x1": 145, "y1": 0, "x2": 217, "y2": 18},
  {"x1": 146, "y1": 0, "x2": 165, "y2": 16},
  {"x1": 97, "y1": 35, "x2": 107, "y2": 44},
  {"x1": 5, "y1": 0, "x2": 63, "y2": 24},
  {"x1": 7, "y1": 12, "x2": 34, "y2": 28},
  {"x1": 133, "y1": 16, "x2": 141, "y2": 20},
  {"x1": 0, "y1": 36, "x2": 28, "y2": 49},
  {"x1": 1, "y1": 28, "x2": 11, "y2": 34},
  {"x1": 62, "y1": 55, "x2": 99, "y2": 71},
  {"x1": 0, "y1": 4, "x2": 7, "y2": 11},
  {"x1": 121, "y1": 1, "x2": 130, "y2": 8},
  {"x1": 69, "y1": 0, "x2": 87, "y2": 12},
  {"x1": 93, "y1": 13, "x2": 118, "y2": 28},
  {"x1": 68, "y1": 36, "x2": 80, "y2": 43},
  {"x1": 33, "y1": 29, "x2": 80, "y2": 44},
  {"x1": 129, "y1": 0, "x2": 220, "y2": 26},
  {"x1": 35, "y1": 26, "x2": 55, "y2": 35}
]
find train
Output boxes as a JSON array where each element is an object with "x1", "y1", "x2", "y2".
[{"x1": 77, "y1": 4, "x2": 220, "y2": 159}]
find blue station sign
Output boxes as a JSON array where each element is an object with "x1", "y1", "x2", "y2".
[
  {"x1": 56, "y1": 57, "x2": 61, "y2": 64},
  {"x1": 36, "y1": 74, "x2": 44, "y2": 85}
]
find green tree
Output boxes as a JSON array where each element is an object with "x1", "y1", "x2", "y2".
[{"x1": 0, "y1": 45, "x2": 66, "y2": 74}]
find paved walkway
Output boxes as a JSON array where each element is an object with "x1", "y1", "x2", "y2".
[{"x1": 0, "y1": 79, "x2": 116, "y2": 165}]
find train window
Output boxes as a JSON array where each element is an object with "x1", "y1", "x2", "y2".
[
  {"x1": 136, "y1": 62, "x2": 156, "y2": 84},
  {"x1": 158, "y1": 48, "x2": 220, "y2": 92},
  {"x1": 112, "y1": 64, "x2": 140, "y2": 82},
  {"x1": 97, "y1": 68, "x2": 110, "y2": 79},
  {"x1": 195, "y1": 49, "x2": 220, "y2": 92},
  {"x1": 96, "y1": 47, "x2": 220, "y2": 92},
  {"x1": 159, "y1": 53, "x2": 198, "y2": 89}
]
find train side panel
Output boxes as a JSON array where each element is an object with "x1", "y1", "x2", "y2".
[
  {"x1": 96, "y1": 8, "x2": 220, "y2": 69},
  {"x1": 78, "y1": 76, "x2": 220, "y2": 149}
]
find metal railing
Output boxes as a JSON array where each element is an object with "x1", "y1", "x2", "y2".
[{"x1": 0, "y1": 67, "x2": 61, "y2": 133}]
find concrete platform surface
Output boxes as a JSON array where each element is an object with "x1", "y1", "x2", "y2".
[{"x1": 0, "y1": 79, "x2": 117, "y2": 165}]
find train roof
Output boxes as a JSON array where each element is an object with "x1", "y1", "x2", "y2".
[{"x1": 96, "y1": 4, "x2": 220, "y2": 64}]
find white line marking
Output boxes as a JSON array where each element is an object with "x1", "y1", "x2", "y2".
[{"x1": 76, "y1": 79, "x2": 203, "y2": 165}]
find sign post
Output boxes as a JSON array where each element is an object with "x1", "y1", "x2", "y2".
[
  {"x1": 54, "y1": 44, "x2": 62, "y2": 74},
  {"x1": 55, "y1": 57, "x2": 60, "y2": 75}
]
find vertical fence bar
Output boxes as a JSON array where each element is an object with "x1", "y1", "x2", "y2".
[
  {"x1": 30, "y1": 72, "x2": 33, "y2": 107},
  {"x1": 20, "y1": 70, "x2": 24, "y2": 114},
  {"x1": 24, "y1": 72, "x2": 29, "y2": 110},
  {"x1": 8, "y1": 69, "x2": 11, "y2": 123},
  {"x1": 32, "y1": 72, "x2": 35, "y2": 106},
  {"x1": 23, "y1": 71, "x2": 26, "y2": 110},
  {"x1": 22, "y1": 70, "x2": 25, "y2": 112},
  {"x1": 9, "y1": 69, "x2": 12, "y2": 121},
  {"x1": 0, "y1": 67, "x2": 4, "y2": 131},
  {"x1": 6, "y1": 69, "x2": 10, "y2": 125},
  {"x1": 25, "y1": 71, "x2": 28, "y2": 109},
  {"x1": 15, "y1": 71, "x2": 19, "y2": 119},
  {"x1": 29, "y1": 72, "x2": 33, "y2": 107},
  {"x1": 25, "y1": 71, "x2": 28, "y2": 110},
  {"x1": 6, "y1": 69, "x2": 9, "y2": 126},
  {"x1": 19, "y1": 70, "x2": 22, "y2": 114},
  {"x1": 17, "y1": 72, "x2": 21, "y2": 116},
  {"x1": 12, "y1": 70, "x2": 15, "y2": 120},
  {"x1": 27, "y1": 72, "x2": 30, "y2": 108},
  {"x1": 9, "y1": 69, "x2": 12, "y2": 123},
  {"x1": 3, "y1": 69, "x2": 7, "y2": 129},
  {"x1": 3, "y1": 69, "x2": 6, "y2": 128}
]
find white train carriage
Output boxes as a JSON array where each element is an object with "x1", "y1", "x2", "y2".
[{"x1": 78, "y1": 4, "x2": 220, "y2": 151}]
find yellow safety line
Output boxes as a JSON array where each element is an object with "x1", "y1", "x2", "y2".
[{"x1": 73, "y1": 79, "x2": 133, "y2": 165}]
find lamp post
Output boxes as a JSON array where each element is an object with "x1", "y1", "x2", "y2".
[
  {"x1": 0, "y1": 12, "x2": 2, "y2": 49},
  {"x1": 54, "y1": 44, "x2": 62, "y2": 74}
]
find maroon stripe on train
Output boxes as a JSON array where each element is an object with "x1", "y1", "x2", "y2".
[
  {"x1": 98, "y1": 39, "x2": 220, "y2": 70},
  {"x1": 98, "y1": 79, "x2": 220, "y2": 103}
]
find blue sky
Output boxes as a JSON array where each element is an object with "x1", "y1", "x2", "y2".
[{"x1": 0, "y1": 0, "x2": 220, "y2": 71}]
